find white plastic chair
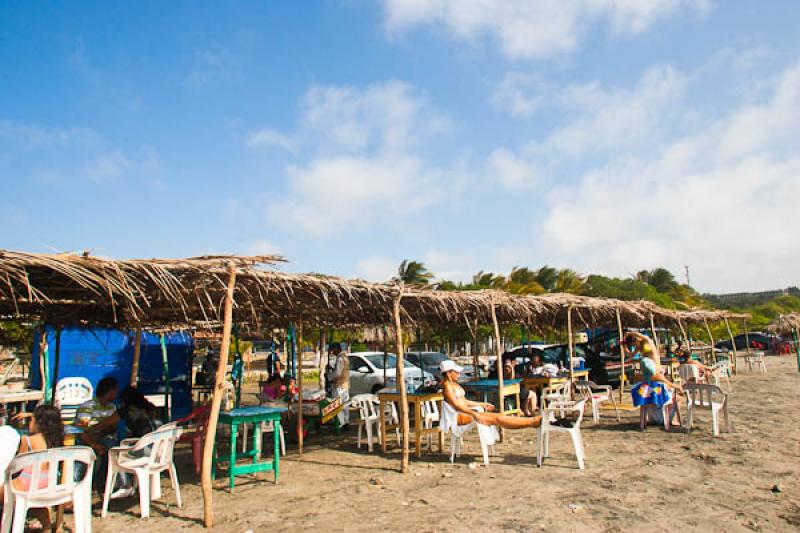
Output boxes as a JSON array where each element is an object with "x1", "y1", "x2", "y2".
[
  {"x1": 684, "y1": 383, "x2": 730, "y2": 437},
  {"x1": 240, "y1": 421, "x2": 286, "y2": 458},
  {"x1": 420, "y1": 399, "x2": 440, "y2": 450},
  {"x1": 745, "y1": 351, "x2": 767, "y2": 373},
  {"x1": 639, "y1": 390, "x2": 682, "y2": 431},
  {"x1": 541, "y1": 381, "x2": 571, "y2": 410},
  {"x1": 575, "y1": 381, "x2": 619, "y2": 424},
  {"x1": 441, "y1": 402, "x2": 498, "y2": 466},
  {"x1": 350, "y1": 394, "x2": 382, "y2": 452},
  {"x1": 101, "y1": 426, "x2": 182, "y2": 519},
  {"x1": 383, "y1": 401, "x2": 401, "y2": 447},
  {"x1": 2, "y1": 446, "x2": 96, "y2": 533},
  {"x1": 678, "y1": 363, "x2": 702, "y2": 384},
  {"x1": 710, "y1": 360, "x2": 732, "y2": 392},
  {"x1": 537, "y1": 399, "x2": 587, "y2": 470},
  {"x1": 54, "y1": 378, "x2": 93, "y2": 424},
  {"x1": 0, "y1": 426, "x2": 21, "y2": 487}
]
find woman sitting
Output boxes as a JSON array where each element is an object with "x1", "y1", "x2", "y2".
[
  {"x1": 440, "y1": 360, "x2": 541, "y2": 430},
  {"x1": 625, "y1": 332, "x2": 682, "y2": 429},
  {"x1": 3, "y1": 405, "x2": 65, "y2": 531}
]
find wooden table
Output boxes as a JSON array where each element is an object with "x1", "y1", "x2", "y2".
[
  {"x1": 216, "y1": 406, "x2": 286, "y2": 490},
  {"x1": 522, "y1": 369, "x2": 590, "y2": 394},
  {"x1": 463, "y1": 378, "x2": 522, "y2": 416},
  {"x1": 0, "y1": 389, "x2": 44, "y2": 411},
  {"x1": 378, "y1": 390, "x2": 444, "y2": 458},
  {"x1": 660, "y1": 359, "x2": 681, "y2": 382}
]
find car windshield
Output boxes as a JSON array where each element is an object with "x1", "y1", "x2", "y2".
[
  {"x1": 421, "y1": 353, "x2": 447, "y2": 367},
  {"x1": 364, "y1": 354, "x2": 406, "y2": 369}
]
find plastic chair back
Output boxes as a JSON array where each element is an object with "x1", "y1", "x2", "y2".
[
  {"x1": 5, "y1": 446, "x2": 95, "y2": 502},
  {"x1": 54, "y1": 378, "x2": 93, "y2": 408}
]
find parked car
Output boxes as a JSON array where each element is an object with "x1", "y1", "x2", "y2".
[
  {"x1": 715, "y1": 332, "x2": 776, "y2": 351},
  {"x1": 348, "y1": 352, "x2": 435, "y2": 395},
  {"x1": 404, "y1": 351, "x2": 475, "y2": 382}
]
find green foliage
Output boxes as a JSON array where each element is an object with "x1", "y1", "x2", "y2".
[{"x1": 397, "y1": 260, "x2": 434, "y2": 286}]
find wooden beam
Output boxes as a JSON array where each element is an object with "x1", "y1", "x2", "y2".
[
  {"x1": 392, "y1": 287, "x2": 410, "y2": 473},
  {"x1": 567, "y1": 305, "x2": 574, "y2": 382},
  {"x1": 615, "y1": 308, "x2": 625, "y2": 402},
  {"x1": 703, "y1": 318, "x2": 715, "y2": 364},
  {"x1": 723, "y1": 317, "x2": 738, "y2": 374},
  {"x1": 130, "y1": 327, "x2": 142, "y2": 387},
  {"x1": 201, "y1": 265, "x2": 236, "y2": 528},
  {"x1": 297, "y1": 322, "x2": 304, "y2": 456},
  {"x1": 649, "y1": 312, "x2": 660, "y2": 353},
  {"x1": 490, "y1": 295, "x2": 505, "y2": 441}
]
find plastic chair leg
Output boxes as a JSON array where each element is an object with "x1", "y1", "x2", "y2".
[
  {"x1": 169, "y1": 463, "x2": 182, "y2": 508},
  {"x1": 356, "y1": 421, "x2": 363, "y2": 449},
  {"x1": 150, "y1": 472, "x2": 162, "y2": 501},
  {"x1": 365, "y1": 422, "x2": 373, "y2": 452},
  {"x1": 481, "y1": 440, "x2": 490, "y2": 466},
  {"x1": 101, "y1": 469, "x2": 118, "y2": 518},
  {"x1": 73, "y1": 485, "x2": 91, "y2": 533},
  {"x1": 2, "y1": 490, "x2": 14, "y2": 533},
  {"x1": 135, "y1": 470, "x2": 151, "y2": 518},
  {"x1": 571, "y1": 431, "x2": 585, "y2": 470},
  {"x1": 11, "y1": 498, "x2": 28, "y2": 533}
]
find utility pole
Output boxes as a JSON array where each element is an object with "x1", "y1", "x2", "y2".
[{"x1": 684, "y1": 265, "x2": 691, "y2": 287}]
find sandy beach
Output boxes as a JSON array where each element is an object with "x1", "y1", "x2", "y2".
[{"x1": 89, "y1": 355, "x2": 799, "y2": 533}]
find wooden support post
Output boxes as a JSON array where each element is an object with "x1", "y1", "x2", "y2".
[
  {"x1": 743, "y1": 320, "x2": 751, "y2": 356},
  {"x1": 202, "y1": 266, "x2": 237, "y2": 528},
  {"x1": 490, "y1": 295, "x2": 505, "y2": 441},
  {"x1": 38, "y1": 329, "x2": 48, "y2": 399},
  {"x1": 676, "y1": 317, "x2": 690, "y2": 352},
  {"x1": 615, "y1": 308, "x2": 625, "y2": 402},
  {"x1": 703, "y1": 318, "x2": 715, "y2": 365},
  {"x1": 723, "y1": 317, "x2": 738, "y2": 374},
  {"x1": 567, "y1": 306, "x2": 574, "y2": 382},
  {"x1": 318, "y1": 326, "x2": 326, "y2": 392},
  {"x1": 130, "y1": 327, "x2": 142, "y2": 387},
  {"x1": 50, "y1": 325, "x2": 62, "y2": 403},
  {"x1": 794, "y1": 327, "x2": 800, "y2": 373},
  {"x1": 392, "y1": 288, "x2": 410, "y2": 473},
  {"x1": 297, "y1": 322, "x2": 304, "y2": 456},
  {"x1": 649, "y1": 312, "x2": 660, "y2": 353}
]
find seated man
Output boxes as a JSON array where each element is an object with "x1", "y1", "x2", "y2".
[{"x1": 440, "y1": 360, "x2": 541, "y2": 430}]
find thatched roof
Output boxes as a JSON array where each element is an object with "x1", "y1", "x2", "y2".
[
  {"x1": 675, "y1": 309, "x2": 751, "y2": 324},
  {"x1": 0, "y1": 249, "x2": 749, "y2": 334},
  {"x1": 766, "y1": 313, "x2": 800, "y2": 333}
]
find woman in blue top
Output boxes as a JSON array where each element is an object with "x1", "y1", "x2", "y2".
[{"x1": 625, "y1": 332, "x2": 682, "y2": 430}]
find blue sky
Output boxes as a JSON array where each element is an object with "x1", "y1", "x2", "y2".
[{"x1": 1, "y1": 1, "x2": 799, "y2": 292}]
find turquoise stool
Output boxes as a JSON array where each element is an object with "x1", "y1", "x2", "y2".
[{"x1": 215, "y1": 406, "x2": 286, "y2": 490}]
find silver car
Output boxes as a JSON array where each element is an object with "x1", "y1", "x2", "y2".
[{"x1": 348, "y1": 352, "x2": 435, "y2": 395}]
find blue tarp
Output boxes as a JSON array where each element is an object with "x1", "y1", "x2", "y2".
[{"x1": 31, "y1": 327, "x2": 194, "y2": 420}]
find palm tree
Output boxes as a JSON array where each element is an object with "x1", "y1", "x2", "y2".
[
  {"x1": 397, "y1": 260, "x2": 434, "y2": 286},
  {"x1": 555, "y1": 268, "x2": 585, "y2": 293},
  {"x1": 506, "y1": 266, "x2": 545, "y2": 294},
  {"x1": 534, "y1": 265, "x2": 558, "y2": 292}
]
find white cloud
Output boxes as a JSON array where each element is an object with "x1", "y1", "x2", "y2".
[
  {"x1": 382, "y1": 0, "x2": 709, "y2": 60},
  {"x1": 355, "y1": 256, "x2": 398, "y2": 282},
  {"x1": 246, "y1": 129, "x2": 296, "y2": 151},
  {"x1": 491, "y1": 72, "x2": 548, "y2": 116},
  {"x1": 488, "y1": 147, "x2": 540, "y2": 189},
  {"x1": 538, "y1": 61, "x2": 800, "y2": 292},
  {"x1": 185, "y1": 46, "x2": 239, "y2": 88},
  {"x1": 84, "y1": 150, "x2": 129, "y2": 182},
  {"x1": 246, "y1": 239, "x2": 283, "y2": 257},
  {"x1": 264, "y1": 81, "x2": 452, "y2": 237}
]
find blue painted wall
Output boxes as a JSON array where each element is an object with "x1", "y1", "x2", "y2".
[{"x1": 31, "y1": 327, "x2": 194, "y2": 419}]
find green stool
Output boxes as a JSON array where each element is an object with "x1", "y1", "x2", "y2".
[{"x1": 215, "y1": 406, "x2": 286, "y2": 490}]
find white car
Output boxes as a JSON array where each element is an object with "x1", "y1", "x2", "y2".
[{"x1": 348, "y1": 352, "x2": 435, "y2": 395}]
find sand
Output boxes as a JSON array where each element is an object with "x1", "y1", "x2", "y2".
[{"x1": 87, "y1": 355, "x2": 799, "y2": 532}]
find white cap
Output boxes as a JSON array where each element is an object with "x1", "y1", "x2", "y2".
[{"x1": 439, "y1": 360, "x2": 463, "y2": 374}]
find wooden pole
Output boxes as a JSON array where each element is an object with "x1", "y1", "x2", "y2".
[
  {"x1": 676, "y1": 317, "x2": 690, "y2": 352},
  {"x1": 743, "y1": 319, "x2": 751, "y2": 356},
  {"x1": 297, "y1": 322, "x2": 304, "y2": 456},
  {"x1": 392, "y1": 288, "x2": 410, "y2": 473},
  {"x1": 723, "y1": 317, "x2": 738, "y2": 374},
  {"x1": 318, "y1": 326, "x2": 326, "y2": 392},
  {"x1": 201, "y1": 266, "x2": 236, "y2": 528},
  {"x1": 50, "y1": 325, "x2": 62, "y2": 403},
  {"x1": 38, "y1": 329, "x2": 48, "y2": 398},
  {"x1": 490, "y1": 295, "x2": 505, "y2": 441},
  {"x1": 649, "y1": 312, "x2": 660, "y2": 354},
  {"x1": 567, "y1": 306, "x2": 574, "y2": 382},
  {"x1": 703, "y1": 318, "x2": 715, "y2": 365},
  {"x1": 615, "y1": 308, "x2": 625, "y2": 402},
  {"x1": 130, "y1": 327, "x2": 142, "y2": 387},
  {"x1": 793, "y1": 327, "x2": 800, "y2": 372}
]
